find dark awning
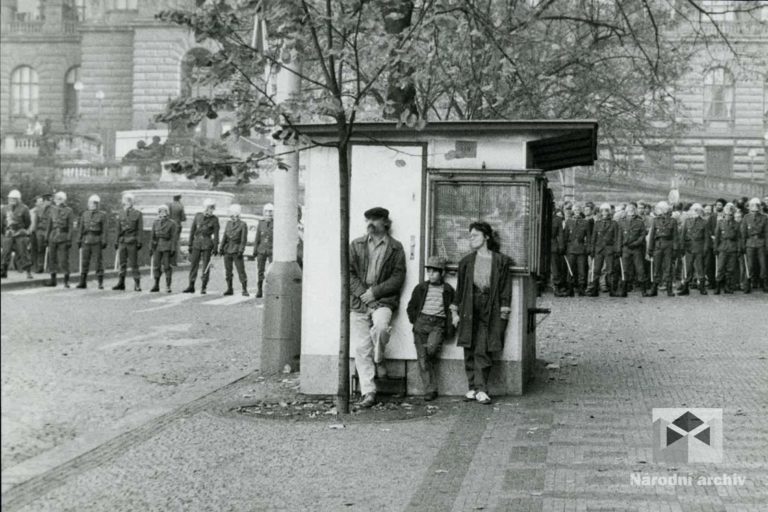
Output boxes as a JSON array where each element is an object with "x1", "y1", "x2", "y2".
[{"x1": 527, "y1": 129, "x2": 598, "y2": 171}]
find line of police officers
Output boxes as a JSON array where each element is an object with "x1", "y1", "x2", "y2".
[
  {"x1": 551, "y1": 197, "x2": 768, "y2": 297},
  {"x1": 1, "y1": 189, "x2": 275, "y2": 297}
]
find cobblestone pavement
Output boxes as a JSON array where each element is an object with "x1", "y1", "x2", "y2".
[{"x1": 2, "y1": 291, "x2": 766, "y2": 511}]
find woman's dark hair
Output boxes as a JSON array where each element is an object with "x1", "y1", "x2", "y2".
[{"x1": 468, "y1": 221, "x2": 501, "y2": 252}]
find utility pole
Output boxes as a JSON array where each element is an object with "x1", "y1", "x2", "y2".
[{"x1": 260, "y1": 48, "x2": 303, "y2": 374}]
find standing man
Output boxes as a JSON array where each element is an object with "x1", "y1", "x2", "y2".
[
  {"x1": 44, "y1": 191, "x2": 75, "y2": 287},
  {"x1": 714, "y1": 204, "x2": 740, "y2": 294},
  {"x1": 350, "y1": 207, "x2": 406, "y2": 408},
  {"x1": 741, "y1": 197, "x2": 768, "y2": 293},
  {"x1": 586, "y1": 203, "x2": 619, "y2": 296},
  {"x1": 706, "y1": 198, "x2": 726, "y2": 288},
  {"x1": 168, "y1": 194, "x2": 186, "y2": 266},
  {"x1": 647, "y1": 201, "x2": 679, "y2": 297},
  {"x1": 150, "y1": 205, "x2": 178, "y2": 293},
  {"x1": 113, "y1": 192, "x2": 144, "y2": 291},
  {"x1": 219, "y1": 204, "x2": 249, "y2": 296},
  {"x1": 677, "y1": 203, "x2": 710, "y2": 296},
  {"x1": 618, "y1": 203, "x2": 648, "y2": 297},
  {"x1": 253, "y1": 203, "x2": 274, "y2": 298},
  {"x1": 31, "y1": 193, "x2": 52, "y2": 273},
  {"x1": 562, "y1": 203, "x2": 590, "y2": 296},
  {"x1": 550, "y1": 208, "x2": 567, "y2": 297},
  {"x1": 76, "y1": 194, "x2": 108, "y2": 289},
  {"x1": 183, "y1": 198, "x2": 219, "y2": 294},
  {"x1": 1, "y1": 189, "x2": 33, "y2": 279}
]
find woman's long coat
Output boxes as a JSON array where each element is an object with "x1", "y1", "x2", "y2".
[{"x1": 452, "y1": 251, "x2": 513, "y2": 352}]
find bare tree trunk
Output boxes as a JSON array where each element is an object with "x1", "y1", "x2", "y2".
[{"x1": 336, "y1": 136, "x2": 351, "y2": 414}]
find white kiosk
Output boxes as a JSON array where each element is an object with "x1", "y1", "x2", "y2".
[{"x1": 298, "y1": 121, "x2": 598, "y2": 396}]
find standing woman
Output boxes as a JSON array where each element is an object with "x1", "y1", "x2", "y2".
[{"x1": 450, "y1": 221, "x2": 513, "y2": 405}]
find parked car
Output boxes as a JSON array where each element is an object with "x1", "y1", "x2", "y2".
[{"x1": 121, "y1": 189, "x2": 263, "y2": 256}]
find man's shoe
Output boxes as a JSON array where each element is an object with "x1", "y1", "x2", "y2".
[
  {"x1": 424, "y1": 391, "x2": 438, "y2": 402},
  {"x1": 134, "y1": 279, "x2": 142, "y2": 292},
  {"x1": 75, "y1": 280, "x2": 87, "y2": 289},
  {"x1": 150, "y1": 279, "x2": 160, "y2": 292},
  {"x1": 200, "y1": 288, "x2": 207, "y2": 295},
  {"x1": 242, "y1": 289, "x2": 250, "y2": 297},
  {"x1": 463, "y1": 390, "x2": 477, "y2": 402},
  {"x1": 677, "y1": 284, "x2": 689, "y2": 296},
  {"x1": 112, "y1": 278, "x2": 125, "y2": 291},
  {"x1": 182, "y1": 284, "x2": 195, "y2": 293},
  {"x1": 475, "y1": 391, "x2": 492, "y2": 405},
  {"x1": 359, "y1": 393, "x2": 376, "y2": 408},
  {"x1": 256, "y1": 289, "x2": 263, "y2": 298},
  {"x1": 63, "y1": 275, "x2": 70, "y2": 288},
  {"x1": 44, "y1": 274, "x2": 57, "y2": 287}
]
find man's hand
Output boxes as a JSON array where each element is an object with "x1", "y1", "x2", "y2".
[
  {"x1": 451, "y1": 311, "x2": 460, "y2": 328},
  {"x1": 360, "y1": 288, "x2": 376, "y2": 305}
]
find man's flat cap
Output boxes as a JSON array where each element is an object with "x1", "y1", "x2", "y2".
[{"x1": 364, "y1": 207, "x2": 389, "y2": 219}]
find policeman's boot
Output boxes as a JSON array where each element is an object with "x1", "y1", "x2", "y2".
[
  {"x1": 241, "y1": 280, "x2": 250, "y2": 297},
  {"x1": 112, "y1": 276, "x2": 125, "y2": 291},
  {"x1": 676, "y1": 281, "x2": 689, "y2": 296},
  {"x1": 76, "y1": 273, "x2": 87, "y2": 289},
  {"x1": 200, "y1": 277, "x2": 208, "y2": 295},
  {"x1": 62, "y1": 274, "x2": 70, "y2": 288},
  {"x1": 223, "y1": 278, "x2": 234, "y2": 296},
  {"x1": 44, "y1": 273, "x2": 57, "y2": 287},
  {"x1": 698, "y1": 279, "x2": 708, "y2": 295},
  {"x1": 586, "y1": 281, "x2": 599, "y2": 297},
  {"x1": 166, "y1": 275, "x2": 172, "y2": 293},
  {"x1": 150, "y1": 277, "x2": 161, "y2": 292},
  {"x1": 666, "y1": 281, "x2": 674, "y2": 297},
  {"x1": 134, "y1": 278, "x2": 141, "y2": 292},
  {"x1": 714, "y1": 281, "x2": 722, "y2": 295},
  {"x1": 762, "y1": 278, "x2": 768, "y2": 293},
  {"x1": 646, "y1": 282, "x2": 658, "y2": 297},
  {"x1": 26, "y1": 269, "x2": 33, "y2": 279},
  {"x1": 565, "y1": 282, "x2": 575, "y2": 297},
  {"x1": 743, "y1": 279, "x2": 751, "y2": 294},
  {"x1": 182, "y1": 281, "x2": 195, "y2": 293},
  {"x1": 256, "y1": 279, "x2": 264, "y2": 298},
  {"x1": 97, "y1": 276, "x2": 104, "y2": 290},
  {"x1": 0, "y1": 267, "x2": 7, "y2": 279}
]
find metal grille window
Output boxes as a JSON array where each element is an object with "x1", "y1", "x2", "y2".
[
  {"x1": 10, "y1": 66, "x2": 39, "y2": 117},
  {"x1": 703, "y1": 67, "x2": 734, "y2": 121},
  {"x1": 429, "y1": 177, "x2": 531, "y2": 270}
]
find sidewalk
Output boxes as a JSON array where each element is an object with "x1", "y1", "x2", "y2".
[
  {"x1": 0, "y1": 263, "x2": 190, "y2": 291},
  {"x1": 2, "y1": 294, "x2": 767, "y2": 511}
]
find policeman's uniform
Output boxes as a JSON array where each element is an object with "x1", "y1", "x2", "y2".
[
  {"x1": 78, "y1": 209, "x2": 108, "y2": 288},
  {"x1": 679, "y1": 216, "x2": 711, "y2": 295},
  {"x1": 740, "y1": 211, "x2": 768, "y2": 292},
  {"x1": 648, "y1": 214, "x2": 679, "y2": 296},
  {"x1": 32, "y1": 199, "x2": 51, "y2": 273},
  {"x1": 45, "y1": 203, "x2": 75, "y2": 287},
  {"x1": 150, "y1": 216, "x2": 178, "y2": 292},
  {"x1": 714, "y1": 217, "x2": 740, "y2": 294},
  {"x1": 562, "y1": 216, "x2": 590, "y2": 295},
  {"x1": 220, "y1": 218, "x2": 249, "y2": 296},
  {"x1": 168, "y1": 200, "x2": 186, "y2": 265},
  {"x1": 550, "y1": 216, "x2": 566, "y2": 296},
  {"x1": 587, "y1": 217, "x2": 619, "y2": 296},
  {"x1": 114, "y1": 206, "x2": 144, "y2": 290},
  {"x1": 1, "y1": 203, "x2": 32, "y2": 277},
  {"x1": 253, "y1": 218, "x2": 273, "y2": 297},
  {"x1": 618, "y1": 215, "x2": 647, "y2": 296},
  {"x1": 185, "y1": 212, "x2": 220, "y2": 293}
]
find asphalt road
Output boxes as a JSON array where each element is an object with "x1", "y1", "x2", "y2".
[{"x1": 0, "y1": 262, "x2": 261, "y2": 473}]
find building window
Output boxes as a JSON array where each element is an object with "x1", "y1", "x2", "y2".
[
  {"x1": 429, "y1": 176, "x2": 532, "y2": 270},
  {"x1": 10, "y1": 66, "x2": 39, "y2": 117},
  {"x1": 64, "y1": 66, "x2": 80, "y2": 118},
  {"x1": 705, "y1": 146, "x2": 733, "y2": 177},
  {"x1": 108, "y1": 0, "x2": 137, "y2": 10},
  {"x1": 181, "y1": 47, "x2": 213, "y2": 97},
  {"x1": 703, "y1": 67, "x2": 735, "y2": 121}
]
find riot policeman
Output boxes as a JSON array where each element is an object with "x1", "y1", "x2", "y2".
[
  {"x1": 44, "y1": 191, "x2": 75, "y2": 287},
  {"x1": 677, "y1": 203, "x2": 710, "y2": 295},
  {"x1": 77, "y1": 194, "x2": 108, "y2": 289},
  {"x1": 113, "y1": 192, "x2": 144, "y2": 291},
  {"x1": 1, "y1": 189, "x2": 33, "y2": 279},
  {"x1": 183, "y1": 198, "x2": 220, "y2": 294}
]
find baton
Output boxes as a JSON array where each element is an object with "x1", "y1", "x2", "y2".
[
  {"x1": 650, "y1": 257, "x2": 655, "y2": 283},
  {"x1": 744, "y1": 254, "x2": 750, "y2": 279},
  {"x1": 682, "y1": 256, "x2": 687, "y2": 281},
  {"x1": 589, "y1": 256, "x2": 595, "y2": 283},
  {"x1": 619, "y1": 256, "x2": 626, "y2": 281},
  {"x1": 150, "y1": 252, "x2": 154, "y2": 275},
  {"x1": 715, "y1": 255, "x2": 718, "y2": 281},
  {"x1": 204, "y1": 256, "x2": 214, "y2": 275},
  {"x1": 43, "y1": 246, "x2": 49, "y2": 272},
  {"x1": 114, "y1": 249, "x2": 120, "y2": 272},
  {"x1": 563, "y1": 255, "x2": 573, "y2": 277},
  {"x1": 79, "y1": 247, "x2": 83, "y2": 276}
]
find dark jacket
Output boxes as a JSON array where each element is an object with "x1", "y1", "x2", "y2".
[
  {"x1": 79, "y1": 209, "x2": 108, "y2": 246},
  {"x1": 220, "y1": 219, "x2": 249, "y2": 255},
  {"x1": 116, "y1": 207, "x2": 144, "y2": 245},
  {"x1": 406, "y1": 281, "x2": 456, "y2": 339},
  {"x1": 168, "y1": 201, "x2": 186, "y2": 227},
  {"x1": 189, "y1": 213, "x2": 220, "y2": 251},
  {"x1": 551, "y1": 218, "x2": 564, "y2": 255},
  {"x1": 740, "y1": 212, "x2": 767, "y2": 249},
  {"x1": 151, "y1": 218, "x2": 178, "y2": 252},
  {"x1": 590, "y1": 218, "x2": 619, "y2": 255},
  {"x1": 3, "y1": 203, "x2": 31, "y2": 237},
  {"x1": 715, "y1": 218, "x2": 740, "y2": 253},
  {"x1": 681, "y1": 216, "x2": 711, "y2": 254},
  {"x1": 619, "y1": 216, "x2": 646, "y2": 251},
  {"x1": 563, "y1": 218, "x2": 590, "y2": 254},
  {"x1": 452, "y1": 251, "x2": 513, "y2": 352},
  {"x1": 648, "y1": 214, "x2": 679, "y2": 253},
  {"x1": 349, "y1": 234, "x2": 406, "y2": 312},
  {"x1": 47, "y1": 204, "x2": 75, "y2": 244},
  {"x1": 254, "y1": 219, "x2": 273, "y2": 255}
]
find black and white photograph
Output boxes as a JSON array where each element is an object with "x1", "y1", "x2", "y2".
[{"x1": 1, "y1": 0, "x2": 766, "y2": 510}]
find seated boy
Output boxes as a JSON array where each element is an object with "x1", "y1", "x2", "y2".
[{"x1": 406, "y1": 256, "x2": 456, "y2": 401}]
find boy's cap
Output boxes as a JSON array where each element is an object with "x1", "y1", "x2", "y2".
[
  {"x1": 364, "y1": 207, "x2": 389, "y2": 220},
  {"x1": 425, "y1": 256, "x2": 446, "y2": 271}
]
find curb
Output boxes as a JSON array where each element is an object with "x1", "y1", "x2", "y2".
[{"x1": 0, "y1": 263, "x2": 191, "y2": 292}]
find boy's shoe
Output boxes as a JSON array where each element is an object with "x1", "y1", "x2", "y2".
[
  {"x1": 358, "y1": 393, "x2": 376, "y2": 408},
  {"x1": 463, "y1": 390, "x2": 477, "y2": 402},
  {"x1": 476, "y1": 391, "x2": 492, "y2": 404},
  {"x1": 423, "y1": 391, "x2": 438, "y2": 402}
]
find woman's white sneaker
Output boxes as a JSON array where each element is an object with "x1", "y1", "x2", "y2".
[
  {"x1": 463, "y1": 390, "x2": 477, "y2": 402},
  {"x1": 475, "y1": 391, "x2": 492, "y2": 404}
]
